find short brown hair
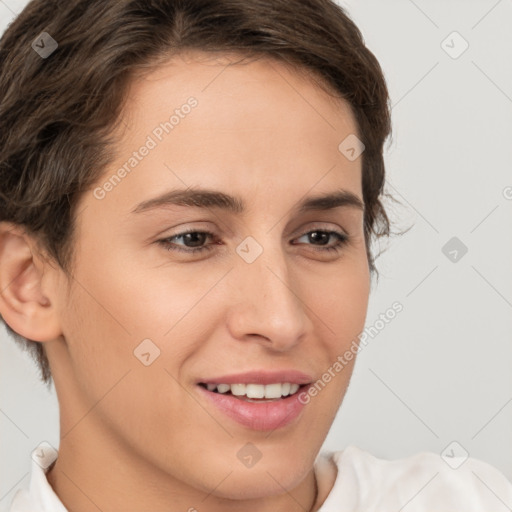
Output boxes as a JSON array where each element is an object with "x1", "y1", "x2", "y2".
[{"x1": 0, "y1": 0, "x2": 393, "y2": 386}]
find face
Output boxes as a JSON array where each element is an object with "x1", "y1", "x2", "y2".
[{"x1": 47, "y1": 51, "x2": 370, "y2": 501}]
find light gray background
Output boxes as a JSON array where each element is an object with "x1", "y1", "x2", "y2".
[{"x1": 1, "y1": 0, "x2": 511, "y2": 509}]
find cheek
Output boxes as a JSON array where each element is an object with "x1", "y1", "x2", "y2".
[
  {"x1": 310, "y1": 263, "x2": 370, "y2": 343},
  {"x1": 58, "y1": 282, "x2": 133, "y2": 400},
  {"x1": 58, "y1": 253, "x2": 219, "y2": 411},
  {"x1": 303, "y1": 264, "x2": 369, "y2": 404},
  {"x1": 57, "y1": 276, "x2": 193, "y2": 447}
]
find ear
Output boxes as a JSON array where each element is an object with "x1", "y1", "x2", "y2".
[{"x1": 0, "y1": 222, "x2": 62, "y2": 342}]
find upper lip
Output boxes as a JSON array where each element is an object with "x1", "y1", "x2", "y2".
[{"x1": 198, "y1": 370, "x2": 314, "y2": 386}]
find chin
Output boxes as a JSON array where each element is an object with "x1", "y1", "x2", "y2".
[
  {"x1": 208, "y1": 469, "x2": 306, "y2": 501},
  {"x1": 198, "y1": 451, "x2": 312, "y2": 500}
]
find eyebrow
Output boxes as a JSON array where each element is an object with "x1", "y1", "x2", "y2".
[{"x1": 130, "y1": 187, "x2": 364, "y2": 215}]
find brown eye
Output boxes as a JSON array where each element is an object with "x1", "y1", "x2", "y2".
[
  {"x1": 157, "y1": 230, "x2": 217, "y2": 254},
  {"x1": 294, "y1": 230, "x2": 349, "y2": 253}
]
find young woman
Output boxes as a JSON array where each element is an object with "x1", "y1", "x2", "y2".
[{"x1": 1, "y1": 1, "x2": 511, "y2": 511}]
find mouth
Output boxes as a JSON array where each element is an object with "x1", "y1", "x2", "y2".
[
  {"x1": 197, "y1": 382, "x2": 309, "y2": 402},
  {"x1": 196, "y1": 381, "x2": 313, "y2": 431}
]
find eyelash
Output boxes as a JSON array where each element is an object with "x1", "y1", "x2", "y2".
[{"x1": 156, "y1": 228, "x2": 350, "y2": 255}]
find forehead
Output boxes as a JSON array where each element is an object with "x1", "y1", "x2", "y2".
[
  {"x1": 88, "y1": 50, "x2": 363, "y2": 219},
  {"x1": 120, "y1": 50, "x2": 358, "y2": 137}
]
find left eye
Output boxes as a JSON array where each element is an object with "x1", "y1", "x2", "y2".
[
  {"x1": 156, "y1": 229, "x2": 350, "y2": 255},
  {"x1": 156, "y1": 230, "x2": 218, "y2": 254},
  {"x1": 294, "y1": 230, "x2": 349, "y2": 253}
]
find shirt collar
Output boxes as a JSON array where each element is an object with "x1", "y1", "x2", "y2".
[{"x1": 9, "y1": 442, "x2": 67, "y2": 512}]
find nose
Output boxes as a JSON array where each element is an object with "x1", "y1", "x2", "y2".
[{"x1": 226, "y1": 241, "x2": 312, "y2": 352}]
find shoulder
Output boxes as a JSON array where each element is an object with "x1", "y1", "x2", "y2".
[{"x1": 317, "y1": 445, "x2": 512, "y2": 511}]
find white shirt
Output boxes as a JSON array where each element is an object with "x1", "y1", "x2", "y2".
[{"x1": 9, "y1": 442, "x2": 512, "y2": 511}]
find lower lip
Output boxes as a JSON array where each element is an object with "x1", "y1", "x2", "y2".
[{"x1": 197, "y1": 384, "x2": 311, "y2": 431}]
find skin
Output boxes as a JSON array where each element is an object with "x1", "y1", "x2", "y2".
[{"x1": 0, "y1": 51, "x2": 370, "y2": 512}]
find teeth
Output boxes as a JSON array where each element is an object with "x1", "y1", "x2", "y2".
[
  {"x1": 261, "y1": 383, "x2": 282, "y2": 399},
  {"x1": 230, "y1": 383, "x2": 248, "y2": 396},
  {"x1": 204, "y1": 382, "x2": 302, "y2": 399},
  {"x1": 216, "y1": 384, "x2": 231, "y2": 394}
]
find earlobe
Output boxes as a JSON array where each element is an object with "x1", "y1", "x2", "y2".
[{"x1": 0, "y1": 222, "x2": 62, "y2": 342}]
